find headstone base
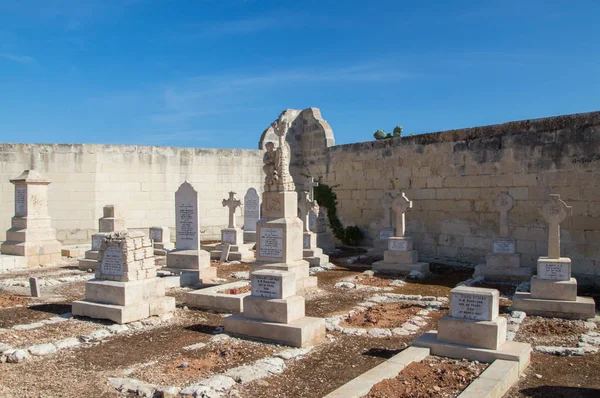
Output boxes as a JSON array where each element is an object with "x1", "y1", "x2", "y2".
[
  {"x1": 512, "y1": 292, "x2": 595, "y2": 320},
  {"x1": 372, "y1": 260, "x2": 430, "y2": 276},
  {"x1": 72, "y1": 278, "x2": 175, "y2": 324},
  {"x1": 413, "y1": 331, "x2": 532, "y2": 372},
  {"x1": 185, "y1": 281, "x2": 251, "y2": 313},
  {"x1": 221, "y1": 228, "x2": 243, "y2": 246},
  {"x1": 210, "y1": 242, "x2": 255, "y2": 262},
  {"x1": 302, "y1": 232, "x2": 330, "y2": 267},
  {"x1": 243, "y1": 231, "x2": 257, "y2": 244},
  {"x1": 78, "y1": 257, "x2": 99, "y2": 271},
  {"x1": 244, "y1": 295, "x2": 305, "y2": 324},
  {"x1": 0, "y1": 254, "x2": 27, "y2": 273},
  {"x1": 166, "y1": 249, "x2": 211, "y2": 270},
  {"x1": 61, "y1": 244, "x2": 90, "y2": 258},
  {"x1": 531, "y1": 276, "x2": 577, "y2": 301},
  {"x1": 0, "y1": 239, "x2": 62, "y2": 267},
  {"x1": 250, "y1": 259, "x2": 317, "y2": 293},
  {"x1": 437, "y1": 315, "x2": 507, "y2": 350},
  {"x1": 224, "y1": 314, "x2": 325, "y2": 348},
  {"x1": 486, "y1": 253, "x2": 521, "y2": 268},
  {"x1": 473, "y1": 265, "x2": 533, "y2": 282},
  {"x1": 384, "y1": 250, "x2": 418, "y2": 263}
]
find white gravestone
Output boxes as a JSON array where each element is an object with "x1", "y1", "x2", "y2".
[
  {"x1": 15, "y1": 185, "x2": 27, "y2": 214},
  {"x1": 451, "y1": 291, "x2": 493, "y2": 321},
  {"x1": 493, "y1": 240, "x2": 515, "y2": 254},
  {"x1": 175, "y1": 182, "x2": 199, "y2": 250},
  {"x1": 538, "y1": 262, "x2": 570, "y2": 281},
  {"x1": 259, "y1": 227, "x2": 283, "y2": 258},
  {"x1": 389, "y1": 239, "x2": 408, "y2": 252},
  {"x1": 92, "y1": 235, "x2": 106, "y2": 251},
  {"x1": 150, "y1": 229, "x2": 163, "y2": 242},
  {"x1": 100, "y1": 247, "x2": 124, "y2": 276},
  {"x1": 252, "y1": 273, "x2": 282, "y2": 299},
  {"x1": 244, "y1": 188, "x2": 260, "y2": 232},
  {"x1": 222, "y1": 231, "x2": 236, "y2": 244}
]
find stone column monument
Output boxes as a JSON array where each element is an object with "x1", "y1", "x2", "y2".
[
  {"x1": 298, "y1": 190, "x2": 330, "y2": 267},
  {"x1": 211, "y1": 191, "x2": 254, "y2": 261},
  {"x1": 473, "y1": 192, "x2": 532, "y2": 281},
  {"x1": 78, "y1": 205, "x2": 126, "y2": 270},
  {"x1": 372, "y1": 192, "x2": 429, "y2": 275},
  {"x1": 165, "y1": 181, "x2": 216, "y2": 283},
  {"x1": 249, "y1": 119, "x2": 317, "y2": 292},
  {"x1": 0, "y1": 170, "x2": 61, "y2": 267},
  {"x1": 513, "y1": 194, "x2": 595, "y2": 319},
  {"x1": 73, "y1": 231, "x2": 175, "y2": 324}
]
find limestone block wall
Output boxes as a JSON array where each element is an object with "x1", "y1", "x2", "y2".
[
  {"x1": 305, "y1": 111, "x2": 600, "y2": 286},
  {"x1": 0, "y1": 144, "x2": 263, "y2": 244}
]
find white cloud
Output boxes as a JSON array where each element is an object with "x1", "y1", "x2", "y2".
[{"x1": 0, "y1": 52, "x2": 36, "y2": 64}]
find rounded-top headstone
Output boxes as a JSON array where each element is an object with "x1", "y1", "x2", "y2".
[
  {"x1": 494, "y1": 191, "x2": 515, "y2": 213},
  {"x1": 542, "y1": 194, "x2": 569, "y2": 225}
]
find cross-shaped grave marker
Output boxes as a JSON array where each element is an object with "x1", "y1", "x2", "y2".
[
  {"x1": 298, "y1": 191, "x2": 317, "y2": 232},
  {"x1": 542, "y1": 194, "x2": 572, "y2": 259},
  {"x1": 222, "y1": 191, "x2": 242, "y2": 228},
  {"x1": 305, "y1": 177, "x2": 319, "y2": 201},
  {"x1": 494, "y1": 191, "x2": 515, "y2": 238},
  {"x1": 391, "y1": 192, "x2": 412, "y2": 237}
]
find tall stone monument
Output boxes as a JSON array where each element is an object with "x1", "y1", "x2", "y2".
[
  {"x1": 72, "y1": 231, "x2": 175, "y2": 324},
  {"x1": 0, "y1": 170, "x2": 61, "y2": 267},
  {"x1": 372, "y1": 192, "x2": 429, "y2": 275},
  {"x1": 78, "y1": 205, "x2": 126, "y2": 270},
  {"x1": 414, "y1": 286, "x2": 532, "y2": 370},
  {"x1": 211, "y1": 191, "x2": 253, "y2": 261},
  {"x1": 165, "y1": 181, "x2": 216, "y2": 283},
  {"x1": 473, "y1": 192, "x2": 532, "y2": 281},
  {"x1": 249, "y1": 119, "x2": 317, "y2": 292},
  {"x1": 513, "y1": 194, "x2": 595, "y2": 319},
  {"x1": 224, "y1": 269, "x2": 325, "y2": 347},
  {"x1": 298, "y1": 189, "x2": 330, "y2": 267},
  {"x1": 243, "y1": 188, "x2": 260, "y2": 244}
]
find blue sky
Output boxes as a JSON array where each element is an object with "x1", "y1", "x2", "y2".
[{"x1": 0, "y1": 0, "x2": 598, "y2": 149}]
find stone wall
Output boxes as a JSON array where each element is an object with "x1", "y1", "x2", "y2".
[
  {"x1": 304, "y1": 111, "x2": 600, "y2": 286},
  {"x1": 0, "y1": 144, "x2": 263, "y2": 244}
]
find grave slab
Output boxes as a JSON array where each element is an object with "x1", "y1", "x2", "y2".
[{"x1": 512, "y1": 292, "x2": 595, "y2": 320}]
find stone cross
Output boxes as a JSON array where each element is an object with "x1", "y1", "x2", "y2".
[
  {"x1": 222, "y1": 192, "x2": 241, "y2": 229},
  {"x1": 298, "y1": 191, "x2": 316, "y2": 232},
  {"x1": 542, "y1": 194, "x2": 572, "y2": 259},
  {"x1": 381, "y1": 192, "x2": 394, "y2": 228},
  {"x1": 391, "y1": 192, "x2": 412, "y2": 237},
  {"x1": 494, "y1": 192, "x2": 515, "y2": 238},
  {"x1": 304, "y1": 177, "x2": 319, "y2": 201}
]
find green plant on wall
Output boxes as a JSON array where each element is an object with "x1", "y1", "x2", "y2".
[{"x1": 312, "y1": 180, "x2": 364, "y2": 246}]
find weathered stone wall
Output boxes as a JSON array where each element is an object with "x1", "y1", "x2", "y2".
[
  {"x1": 304, "y1": 111, "x2": 600, "y2": 286},
  {"x1": 0, "y1": 144, "x2": 263, "y2": 244}
]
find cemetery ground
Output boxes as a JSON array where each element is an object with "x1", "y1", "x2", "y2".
[{"x1": 0, "y1": 254, "x2": 599, "y2": 397}]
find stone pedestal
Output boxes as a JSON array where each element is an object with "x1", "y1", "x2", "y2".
[
  {"x1": 224, "y1": 269, "x2": 325, "y2": 347},
  {"x1": 372, "y1": 237, "x2": 429, "y2": 275},
  {"x1": 150, "y1": 226, "x2": 174, "y2": 256},
  {"x1": 474, "y1": 238, "x2": 532, "y2": 282},
  {"x1": 72, "y1": 231, "x2": 175, "y2": 324},
  {"x1": 99, "y1": 205, "x2": 125, "y2": 233},
  {"x1": 78, "y1": 205, "x2": 126, "y2": 271},
  {"x1": 249, "y1": 191, "x2": 317, "y2": 293},
  {"x1": 0, "y1": 170, "x2": 62, "y2": 268},
  {"x1": 414, "y1": 286, "x2": 532, "y2": 370},
  {"x1": 512, "y1": 257, "x2": 595, "y2": 319},
  {"x1": 210, "y1": 228, "x2": 254, "y2": 261},
  {"x1": 302, "y1": 231, "x2": 330, "y2": 267}
]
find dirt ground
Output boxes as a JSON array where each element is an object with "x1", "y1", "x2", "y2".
[
  {"x1": 0, "y1": 255, "x2": 598, "y2": 398},
  {"x1": 366, "y1": 356, "x2": 488, "y2": 398}
]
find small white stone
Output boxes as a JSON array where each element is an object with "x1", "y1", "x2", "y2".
[
  {"x1": 341, "y1": 328, "x2": 366, "y2": 336},
  {"x1": 12, "y1": 322, "x2": 45, "y2": 331},
  {"x1": 6, "y1": 349, "x2": 29, "y2": 363},
  {"x1": 106, "y1": 324, "x2": 129, "y2": 334},
  {"x1": 183, "y1": 342, "x2": 207, "y2": 351},
  {"x1": 334, "y1": 281, "x2": 356, "y2": 289},
  {"x1": 274, "y1": 347, "x2": 311, "y2": 360},
  {"x1": 392, "y1": 328, "x2": 410, "y2": 336},
  {"x1": 54, "y1": 337, "x2": 81, "y2": 350},
  {"x1": 368, "y1": 328, "x2": 392, "y2": 338},
  {"x1": 28, "y1": 343, "x2": 58, "y2": 356}
]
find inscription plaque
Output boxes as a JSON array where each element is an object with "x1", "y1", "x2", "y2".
[
  {"x1": 451, "y1": 293, "x2": 491, "y2": 321},
  {"x1": 389, "y1": 239, "x2": 408, "y2": 252},
  {"x1": 493, "y1": 240, "x2": 515, "y2": 254},
  {"x1": 222, "y1": 231, "x2": 236, "y2": 244},
  {"x1": 539, "y1": 262, "x2": 570, "y2": 281},
  {"x1": 259, "y1": 227, "x2": 283, "y2": 258},
  {"x1": 100, "y1": 247, "x2": 124, "y2": 276},
  {"x1": 15, "y1": 185, "x2": 26, "y2": 214},
  {"x1": 252, "y1": 274, "x2": 281, "y2": 298}
]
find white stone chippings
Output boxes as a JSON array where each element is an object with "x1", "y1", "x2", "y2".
[
  {"x1": 334, "y1": 281, "x2": 356, "y2": 289},
  {"x1": 28, "y1": 343, "x2": 58, "y2": 356},
  {"x1": 184, "y1": 342, "x2": 207, "y2": 351},
  {"x1": 534, "y1": 346, "x2": 598, "y2": 356},
  {"x1": 106, "y1": 324, "x2": 129, "y2": 334}
]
